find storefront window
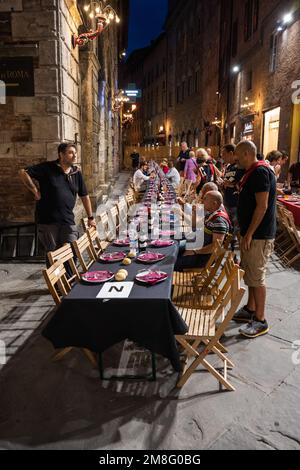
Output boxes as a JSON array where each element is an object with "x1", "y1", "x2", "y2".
[{"x1": 263, "y1": 107, "x2": 281, "y2": 156}]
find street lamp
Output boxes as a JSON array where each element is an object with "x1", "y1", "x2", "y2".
[
  {"x1": 283, "y1": 12, "x2": 293, "y2": 25},
  {"x1": 112, "y1": 90, "x2": 129, "y2": 112},
  {"x1": 72, "y1": 1, "x2": 120, "y2": 48}
]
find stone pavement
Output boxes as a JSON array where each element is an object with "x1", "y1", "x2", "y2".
[{"x1": 0, "y1": 175, "x2": 300, "y2": 450}]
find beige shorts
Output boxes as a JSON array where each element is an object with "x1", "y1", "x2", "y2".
[{"x1": 240, "y1": 238, "x2": 274, "y2": 287}]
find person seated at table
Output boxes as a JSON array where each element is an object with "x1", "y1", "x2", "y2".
[
  {"x1": 174, "y1": 191, "x2": 231, "y2": 272},
  {"x1": 198, "y1": 182, "x2": 219, "y2": 203},
  {"x1": 266, "y1": 150, "x2": 283, "y2": 180},
  {"x1": 166, "y1": 161, "x2": 181, "y2": 189},
  {"x1": 287, "y1": 161, "x2": 300, "y2": 191},
  {"x1": 160, "y1": 160, "x2": 169, "y2": 175},
  {"x1": 175, "y1": 182, "x2": 219, "y2": 229},
  {"x1": 133, "y1": 163, "x2": 154, "y2": 192}
]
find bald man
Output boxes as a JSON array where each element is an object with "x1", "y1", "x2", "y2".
[
  {"x1": 174, "y1": 190, "x2": 231, "y2": 271},
  {"x1": 199, "y1": 182, "x2": 218, "y2": 201},
  {"x1": 233, "y1": 140, "x2": 276, "y2": 339}
]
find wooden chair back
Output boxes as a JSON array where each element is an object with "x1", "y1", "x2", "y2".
[
  {"x1": 47, "y1": 243, "x2": 80, "y2": 285},
  {"x1": 43, "y1": 261, "x2": 71, "y2": 306},
  {"x1": 72, "y1": 232, "x2": 96, "y2": 272}
]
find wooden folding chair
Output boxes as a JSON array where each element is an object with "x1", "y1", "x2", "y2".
[
  {"x1": 47, "y1": 243, "x2": 80, "y2": 285},
  {"x1": 118, "y1": 197, "x2": 128, "y2": 217},
  {"x1": 86, "y1": 226, "x2": 105, "y2": 258},
  {"x1": 280, "y1": 210, "x2": 300, "y2": 266},
  {"x1": 223, "y1": 233, "x2": 233, "y2": 251},
  {"x1": 173, "y1": 253, "x2": 235, "y2": 310},
  {"x1": 172, "y1": 240, "x2": 226, "y2": 289},
  {"x1": 72, "y1": 232, "x2": 96, "y2": 273},
  {"x1": 275, "y1": 205, "x2": 294, "y2": 253},
  {"x1": 108, "y1": 205, "x2": 120, "y2": 238},
  {"x1": 81, "y1": 217, "x2": 89, "y2": 232},
  {"x1": 175, "y1": 265, "x2": 245, "y2": 391},
  {"x1": 98, "y1": 210, "x2": 115, "y2": 247},
  {"x1": 43, "y1": 261, "x2": 97, "y2": 367}
]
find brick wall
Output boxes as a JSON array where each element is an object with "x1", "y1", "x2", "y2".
[{"x1": 0, "y1": 0, "x2": 125, "y2": 223}]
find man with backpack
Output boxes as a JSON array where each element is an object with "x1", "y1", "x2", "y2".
[{"x1": 195, "y1": 148, "x2": 222, "y2": 193}]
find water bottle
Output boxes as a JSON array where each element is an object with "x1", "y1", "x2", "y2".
[
  {"x1": 139, "y1": 234, "x2": 148, "y2": 252},
  {"x1": 128, "y1": 221, "x2": 138, "y2": 257}
]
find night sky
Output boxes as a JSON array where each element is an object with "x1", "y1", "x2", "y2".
[{"x1": 127, "y1": 0, "x2": 168, "y2": 55}]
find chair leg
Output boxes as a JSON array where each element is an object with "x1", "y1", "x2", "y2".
[
  {"x1": 210, "y1": 345, "x2": 235, "y2": 369},
  {"x1": 52, "y1": 347, "x2": 73, "y2": 362},
  {"x1": 82, "y1": 348, "x2": 98, "y2": 368},
  {"x1": 216, "y1": 341, "x2": 228, "y2": 354},
  {"x1": 286, "y1": 251, "x2": 300, "y2": 267},
  {"x1": 201, "y1": 358, "x2": 235, "y2": 392},
  {"x1": 176, "y1": 340, "x2": 235, "y2": 391},
  {"x1": 203, "y1": 339, "x2": 230, "y2": 357}
]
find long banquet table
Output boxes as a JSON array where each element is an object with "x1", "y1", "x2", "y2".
[{"x1": 42, "y1": 242, "x2": 188, "y2": 373}]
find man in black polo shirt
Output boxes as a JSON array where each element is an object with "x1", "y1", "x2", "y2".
[
  {"x1": 19, "y1": 143, "x2": 96, "y2": 261},
  {"x1": 233, "y1": 141, "x2": 277, "y2": 339}
]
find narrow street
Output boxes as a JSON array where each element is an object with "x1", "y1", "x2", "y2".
[{"x1": 0, "y1": 172, "x2": 300, "y2": 450}]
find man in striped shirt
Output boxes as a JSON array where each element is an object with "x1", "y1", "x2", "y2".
[{"x1": 174, "y1": 191, "x2": 230, "y2": 271}]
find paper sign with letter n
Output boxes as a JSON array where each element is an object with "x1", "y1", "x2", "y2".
[{"x1": 97, "y1": 282, "x2": 134, "y2": 299}]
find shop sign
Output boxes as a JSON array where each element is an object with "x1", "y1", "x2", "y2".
[
  {"x1": 0, "y1": 1, "x2": 22, "y2": 11},
  {"x1": 0, "y1": 57, "x2": 34, "y2": 96}
]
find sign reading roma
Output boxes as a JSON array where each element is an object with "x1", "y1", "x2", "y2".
[
  {"x1": 0, "y1": 1, "x2": 23, "y2": 12},
  {"x1": 0, "y1": 57, "x2": 34, "y2": 96}
]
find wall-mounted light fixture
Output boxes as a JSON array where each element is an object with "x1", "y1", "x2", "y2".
[
  {"x1": 212, "y1": 117, "x2": 222, "y2": 128},
  {"x1": 232, "y1": 65, "x2": 240, "y2": 74},
  {"x1": 112, "y1": 90, "x2": 129, "y2": 112},
  {"x1": 72, "y1": 1, "x2": 120, "y2": 48},
  {"x1": 276, "y1": 11, "x2": 294, "y2": 33}
]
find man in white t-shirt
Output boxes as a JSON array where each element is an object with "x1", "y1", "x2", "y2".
[
  {"x1": 166, "y1": 161, "x2": 181, "y2": 188},
  {"x1": 133, "y1": 163, "x2": 154, "y2": 192}
]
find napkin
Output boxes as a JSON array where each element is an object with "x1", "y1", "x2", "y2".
[
  {"x1": 138, "y1": 253, "x2": 164, "y2": 262},
  {"x1": 101, "y1": 252, "x2": 126, "y2": 261},
  {"x1": 152, "y1": 240, "x2": 173, "y2": 247},
  {"x1": 83, "y1": 271, "x2": 113, "y2": 281},
  {"x1": 138, "y1": 272, "x2": 168, "y2": 286}
]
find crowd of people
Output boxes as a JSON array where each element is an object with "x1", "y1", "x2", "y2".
[
  {"x1": 20, "y1": 140, "x2": 299, "y2": 345},
  {"x1": 131, "y1": 139, "x2": 299, "y2": 339}
]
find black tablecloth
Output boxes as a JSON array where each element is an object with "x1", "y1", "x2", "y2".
[{"x1": 42, "y1": 243, "x2": 187, "y2": 371}]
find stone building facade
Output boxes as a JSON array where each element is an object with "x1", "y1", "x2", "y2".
[
  {"x1": 0, "y1": 0, "x2": 129, "y2": 223},
  {"x1": 123, "y1": 0, "x2": 300, "y2": 165},
  {"x1": 220, "y1": 0, "x2": 300, "y2": 165}
]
